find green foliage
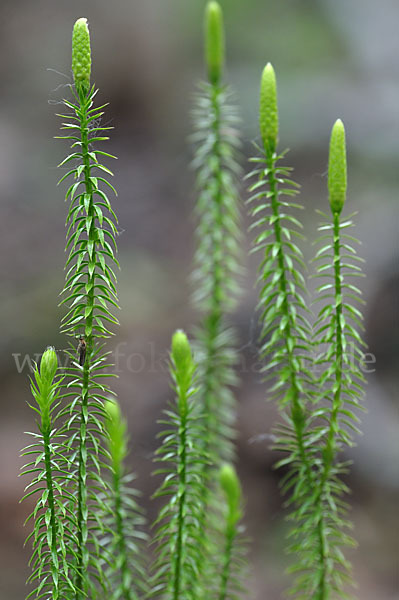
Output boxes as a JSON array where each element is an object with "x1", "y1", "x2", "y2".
[
  {"x1": 21, "y1": 349, "x2": 75, "y2": 600},
  {"x1": 149, "y1": 331, "x2": 208, "y2": 599},
  {"x1": 305, "y1": 119, "x2": 366, "y2": 599},
  {"x1": 247, "y1": 63, "x2": 312, "y2": 414},
  {"x1": 56, "y1": 18, "x2": 121, "y2": 598},
  {"x1": 190, "y1": 7, "x2": 246, "y2": 595},
  {"x1": 103, "y1": 400, "x2": 147, "y2": 600},
  {"x1": 248, "y1": 68, "x2": 366, "y2": 599},
  {"x1": 192, "y1": 3, "x2": 242, "y2": 469},
  {"x1": 247, "y1": 64, "x2": 317, "y2": 596},
  {"x1": 19, "y1": 9, "x2": 368, "y2": 600}
]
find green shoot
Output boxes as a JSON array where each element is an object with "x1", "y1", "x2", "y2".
[{"x1": 149, "y1": 331, "x2": 208, "y2": 599}]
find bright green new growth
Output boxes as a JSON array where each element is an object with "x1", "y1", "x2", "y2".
[
  {"x1": 72, "y1": 18, "x2": 91, "y2": 93},
  {"x1": 259, "y1": 63, "x2": 278, "y2": 153},
  {"x1": 150, "y1": 330, "x2": 207, "y2": 599},
  {"x1": 328, "y1": 119, "x2": 347, "y2": 214},
  {"x1": 205, "y1": 1, "x2": 225, "y2": 86},
  {"x1": 216, "y1": 464, "x2": 246, "y2": 600},
  {"x1": 219, "y1": 463, "x2": 242, "y2": 526},
  {"x1": 105, "y1": 399, "x2": 128, "y2": 472},
  {"x1": 171, "y1": 329, "x2": 195, "y2": 397}
]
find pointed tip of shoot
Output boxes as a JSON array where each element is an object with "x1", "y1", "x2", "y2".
[
  {"x1": 220, "y1": 463, "x2": 242, "y2": 525},
  {"x1": 104, "y1": 399, "x2": 128, "y2": 467},
  {"x1": 205, "y1": 1, "x2": 225, "y2": 86},
  {"x1": 328, "y1": 118, "x2": 347, "y2": 215},
  {"x1": 171, "y1": 329, "x2": 192, "y2": 371},
  {"x1": 259, "y1": 62, "x2": 279, "y2": 154},
  {"x1": 72, "y1": 17, "x2": 91, "y2": 94},
  {"x1": 40, "y1": 346, "x2": 58, "y2": 383}
]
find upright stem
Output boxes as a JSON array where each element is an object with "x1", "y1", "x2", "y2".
[
  {"x1": 43, "y1": 428, "x2": 60, "y2": 599},
  {"x1": 266, "y1": 151, "x2": 336, "y2": 599},
  {"x1": 314, "y1": 213, "x2": 343, "y2": 600},
  {"x1": 202, "y1": 84, "x2": 224, "y2": 461},
  {"x1": 173, "y1": 392, "x2": 188, "y2": 600},
  {"x1": 113, "y1": 469, "x2": 131, "y2": 600},
  {"x1": 75, "y1": 89, "x2": 97, "y2": 599},
  {"x1": 217, "y1": 525, "x2": 235, "y2": 600},
  {"x1": 265, "y1": 151, "x2": 312, "y2": 481}
]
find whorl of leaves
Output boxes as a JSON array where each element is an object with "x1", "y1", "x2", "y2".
[
  {"x1": 56, "y1": 82, "x2": 120, "y2": 598},
  {"x1": 191, "y1": 81, "x2": 241, "y2": 465}
]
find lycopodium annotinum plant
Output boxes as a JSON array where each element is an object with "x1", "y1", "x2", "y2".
[
  {"x1": 21, "y1": 347, "x2": 74, "y2": 600},
  {"x1": 57, "y1": 17, "x2": 123, "y2": 598},
  {"x1": 149, "y1": 330, "x2": 208, "y2": 599},
  {"x1": 247, "y1": 64, "x2": 316, "y2": 592},
  {"x1": 191, "y1": 1, "x2": 242, "y2": 467},
  {"x1": 20, "y1": 8, "x2": 368, "y2": 600},
  {"x1": 306, "y1": 119, "x2": 366, "y2": 599},
  {"x1": 248, "y1": 65, "x2": 366, "y2": 599}
]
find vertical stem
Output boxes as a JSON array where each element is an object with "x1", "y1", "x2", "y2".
[
  {"x1": 265, "y1": 151, "x2": 312, "y2": 480},
  {"x1": 74, "y1": 88, "x2": 97, "y2": 599},
  {"x1": 314, "y1": 213, "x2": 343, "y2": 600},
  {"x1": 202, "y1": 84, "x2": 224, "y2": 461},
  {"x1": 172, "y1": 392, "x2": 188, "y2": 600},
  {"x1": 43, "y1": 428, "x2": 60, "y2": 599},
  {"x1": 218, "y1": 526, "x2": 235, "y2": 600},
  {"x1": 113, "y1": 469, "x2": 131, "y2": 600},
  {"x1": 266, "y1": 151, "x2": 335, "y2": 599}
]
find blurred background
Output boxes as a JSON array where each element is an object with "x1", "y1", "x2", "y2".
[{"x1": 0, "y1": 0, "x2": 398, "y2": 598}]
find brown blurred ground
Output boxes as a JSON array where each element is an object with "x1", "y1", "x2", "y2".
[{"x1": 0, "y1": 1, "x2": 398, "y2": 599}]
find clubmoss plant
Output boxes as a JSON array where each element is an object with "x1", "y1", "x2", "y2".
[
  {"x1": 307, "y1": 119, "x2": 366, "y2": 599},
  {"x1": 19, "y1": 9, "x2": 368, "y2": 600},
  {"x1": 57, "y1": 17, "x2": 120, "y2": 598},
  {"x1": 21, "y1": 348, "x2": 74, "y2": 600},
  {"x1": 191, "y1": 0, "x2": 242, "y2": 468},
  {"x1": 149, "y1": 330, "x2": 208, "y2": 599},
  {"x1": 103, "y1": 400, "x2": 147, "y2": 600},
  {"x1": 248, "y1": 65, "x2": 366, "y2": 599},
  {"x1": 247, "y1": 63, "x2": 315, "y2": 547}
]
